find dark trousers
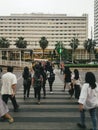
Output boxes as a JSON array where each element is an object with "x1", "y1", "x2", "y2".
[
  {"x1": 2, "y1": 94, "x2": 18, "y2": 110},
  {"x1": 74, "y1": 85, "x2": 81, "y2": 99},
  {"x1": 42, "y1": 81, "x2": 46, "y2": 97},
  {"x1": 34, "y1": 86, "x2": 41, "y2": 101},
  {"x1": 48, "y1": 79, "x2": 54, "y2": 92},
  {"x1": 23, "y1": 80, "x2": 31, "y2": 97}
]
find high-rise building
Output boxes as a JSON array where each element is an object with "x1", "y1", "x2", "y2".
[
  {"x1": 94, "y1": 0, "x2": 98, "y2": 43},
  {"x1": 0, "y1": 13, "x2": 88, "y2": 50}
]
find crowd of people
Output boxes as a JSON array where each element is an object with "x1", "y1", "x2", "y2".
[{"x1": 0, "y1": 62, "x2": 98, "y2": 130}]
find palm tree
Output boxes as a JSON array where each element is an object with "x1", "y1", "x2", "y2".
[
  {"x1": 0, "y1": 37, "x2": 10, "y2": 59},
  {"x1": 39, "y1": 36, "x2": 48, "y2": 58},
  {"x1": 15, "y1": 37, "x2": 27, "y2": 60},
  {"x1": 69, "y1": 37, "x2": 79, "y2": 63},
  {"x1": 15, "y1": 37, "x2": 27, "y2": 48},
  {"x1": 0, "y1": 37, "x2": 10, "y2": 48},
  {"x1": 84, "y1": 38, "x2": 96, "y2": 61}
]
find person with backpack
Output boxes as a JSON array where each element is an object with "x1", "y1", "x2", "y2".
[
  {"x1": 32, "y1": 64, "x2": 43, "y2": 104},
  {"x1": 22, "y1": 66, "x2": 32, "y2": 100},
  {"x1": 40, "y1": 66, "x2": 47, "y2": 98},
  {"x1": 47, "y1": 65, "x2": 55, "y2": 93}
]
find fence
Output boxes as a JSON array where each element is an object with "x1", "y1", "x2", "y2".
[{"x1": 0, "y1": 59, "x2": 32, "y2": 68}]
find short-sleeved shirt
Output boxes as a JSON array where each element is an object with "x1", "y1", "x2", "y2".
[
  {"x1": 1, "y1": 72, "x2": 17, "y2": 95},
  {"x1": 64, "y1": 69, "x2": 71, "y2": 83}
]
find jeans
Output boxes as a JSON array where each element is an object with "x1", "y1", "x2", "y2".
[{"x1": 80, "y1": 108, "x2": 97, "y2": 130}]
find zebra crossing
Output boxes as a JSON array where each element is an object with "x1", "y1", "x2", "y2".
[{"x1": 0, "y1": 69, "x2": 93, "y2": 130}]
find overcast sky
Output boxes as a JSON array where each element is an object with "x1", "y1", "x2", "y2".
[{"x1": 0, "y1": 0, "x2": 94, "y2": 37}]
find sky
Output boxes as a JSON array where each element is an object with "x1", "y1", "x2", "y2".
[{"x1": 0, "y1": 0, "x2": 94, "y2": 38}]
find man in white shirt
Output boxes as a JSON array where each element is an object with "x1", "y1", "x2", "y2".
[{"x1": 1, "y1": 66, "x2": 19, "y2": 112}]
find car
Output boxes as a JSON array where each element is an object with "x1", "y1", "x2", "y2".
[{"x1": 88, "y1": 61, "x2": 98, "y2": 64}]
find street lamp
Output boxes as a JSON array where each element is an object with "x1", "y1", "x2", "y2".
[
  {"x1": 72, "y1": 38, "x2": 74, "y2": 63},
  {"x1": 59, "y1": 42, "x2": 63, "y2": 63}
]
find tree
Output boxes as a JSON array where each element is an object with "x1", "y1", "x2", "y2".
[
  {"x1": 84, "y1": 38, "x2": 96, "y2": 61},
  {"x1": 0, "y1": 37, "x2": 10, "y2": 59},
  {"x1": 15, "y1": 37, "x2": 27, "y2": 48},
  {"x1": 15, "y1": 37, "x2": 27, "y2": 61},
  {"x1": 69, "y1": 37, "x2": 79, "y2": 63},
  {"x1": 39, "y1": 36, "x2": 48, "y2": 58},
  {"x1": 0, "y1": 37, "x2": 10, "y2": 48}
]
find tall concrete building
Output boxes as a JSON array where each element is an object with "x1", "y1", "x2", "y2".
[
  {"x1": 94, "y1": 0, "x2": 98, "y2": 43},
  {"x1": 0, "y1": 13, "x2": 88, "y2": 49},
  {"x1": 0, "y1": 13, "x2": 88, "y2": 60}
]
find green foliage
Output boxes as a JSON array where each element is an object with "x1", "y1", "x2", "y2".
[
  {"x1": 70, "y1": 37, "x2": 79, "y2": 51},
  {"x1": 84, "y1": 39, "x2": 96, "y2": 53},
  {"x1": 39, "y1": 37, "x2": 48, "y2": 50},
  {"x1": 15, "y1": 37, "x2": 27, "y2": 48},
  {"x1": 84, "y1": 38, "x2": 96, "y2": 61},
  {"x1": 39, "y1": 36, "x2": 48, "y2": 58},
  {"x1": 0, "y1": 37, "x2": 10, "y2": 48}
]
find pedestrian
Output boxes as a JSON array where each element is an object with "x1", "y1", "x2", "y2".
[
  {"x1": 72, "y1": 69, "x2": 82, "y2": 99},
  {"x1": 1, "y1": 66, "x2": 19, "y2": 112},
  {"x1": 0, "y1": 95, "x2": 14, "y2": 123},
  {"x1": 60, "y1": 62, "x2": 65, "y2": 74},
  {"x1": 77, "y1": 72, "x2": 98, "y2": 130},
  {"x1": 47, "y1": 65, "x2": 55, "y2": 93},
  {"x1": 63, "y1": 66, "x2": 72, "y2": 92},
  {"x1": 0, "y1": 66, "x2": 2, "y2": 79},
  {"x1": 40, "y1": 66, "x2": 47, "y2": 98},
  {"x1": 32, "y1": 64, "x2": 43, "y2": 104},
  {"x1": 22, "y1": 66, "x2": 32, "y2": 100}
]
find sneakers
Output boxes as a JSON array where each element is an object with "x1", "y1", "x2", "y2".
[
  {"x1": 50, "y1": 91, "x2": 53, "y2": 94},
  {"x1": 77, "y1": 123, "x2": 86, "y2": 129},
  {"x1": 43, "y1": 96, "x2": 46, "y2": 99},
  {"x1": 14, "y1": 105, "x2": 19, "y2": 112},
  {"x1": 37, "y1": 101, "x2": 40, "y2": 105},
  {"x1": 8, "y1": 118, "x2": 14, "y2": 123}
]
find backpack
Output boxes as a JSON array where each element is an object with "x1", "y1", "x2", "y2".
[
  {"x1": 33, "y1": 74, "x2": 42, "y2": 88},
  {"x1": 50, "y1": 72, "x2": 55, "y2": 81}
]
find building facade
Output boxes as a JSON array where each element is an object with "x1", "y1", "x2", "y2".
[
  {"x1": 94, "y1": 0, "x2": 98, "y2": 43},
  {"x1": 0, "y1": 13, "x2": 88, "y2": 59}
]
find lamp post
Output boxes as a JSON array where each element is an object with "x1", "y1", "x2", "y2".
[{"x1": 72, "y1": 39, "x2": 74, "y2": 63}]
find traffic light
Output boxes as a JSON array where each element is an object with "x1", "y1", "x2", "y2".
[{"x1": 59, "y1": 48, "x2": 62, "y2": 54}]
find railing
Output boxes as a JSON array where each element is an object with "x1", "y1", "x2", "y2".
[{"x1": 0, "y1": 60, "x2": 32, "y2": 68}]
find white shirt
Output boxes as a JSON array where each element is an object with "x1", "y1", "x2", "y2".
[
  {"x1": 1, "y1": 72, "x2": 17, "y2": 95},
  {"x1": 78, "y1": 83, "x2": 98, "y2": 109},
  {"x1": 72, "y1": 74, "x2": 82, "y2": 86}
]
